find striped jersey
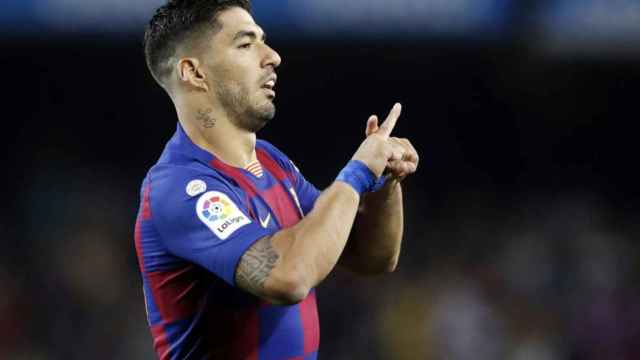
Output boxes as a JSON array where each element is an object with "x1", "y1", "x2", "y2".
[{"x1": 134, "y1": 123, "x2": 322, "y2": 359}]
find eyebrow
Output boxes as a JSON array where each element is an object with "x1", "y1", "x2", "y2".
[{"x1": 232, "y1": 29, "x2": 266, "y2": 42}]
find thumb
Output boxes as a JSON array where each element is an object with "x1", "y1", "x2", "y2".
[{"x1": 366, "y1": 115, "x2": 379, "y2": 137}]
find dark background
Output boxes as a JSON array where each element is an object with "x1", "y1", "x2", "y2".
[{"x1": 2, "y1": 2, "x2": 640, "y2": 359}]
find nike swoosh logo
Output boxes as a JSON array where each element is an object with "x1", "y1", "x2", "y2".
[{"x1": 259, "y1": 213, "x2": 271, "y2": 229}]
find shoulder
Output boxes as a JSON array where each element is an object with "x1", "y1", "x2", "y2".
[
  {"x1": 147, "y1": 163, "x2": 225, "y2": 193},
  {"x1": 144, "y1": 164, "x2": 245, "y2": 218}
]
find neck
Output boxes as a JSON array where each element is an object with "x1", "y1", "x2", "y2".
[{"x1": 175, "y1": 97, "x2": 257, "y2": 168}]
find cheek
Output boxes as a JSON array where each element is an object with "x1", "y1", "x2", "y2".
[
  {"x1": 208, "y1": 59, "x2": 256, "y2": 96},
  {"x1": 222, "y1": 70, "x2": 253, "y2": 94}
]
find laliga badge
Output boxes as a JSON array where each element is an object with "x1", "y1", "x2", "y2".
[
  {"x1": 186, "y1": 179, "x2": 207, "y2": 197},
  {"x1": 196, "y1": 191, "x2": 251, "y2": 240}
]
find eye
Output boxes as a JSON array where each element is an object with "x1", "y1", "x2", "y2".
[{"x1": 238, "y1": 43, "x2": 252, "y2": 49}]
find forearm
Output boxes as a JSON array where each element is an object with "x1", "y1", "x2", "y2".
[
  {"x1": 269, "y1": 181, "x2": 360, "y2": 294},
  {"x1": 237, "y1": 103, "x2": 407, "y2": 303},
  {"x1": 342, "y1": 178, "x2": 404, "y2": 274}
]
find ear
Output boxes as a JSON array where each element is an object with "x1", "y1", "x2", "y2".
[{"x1": 176, "y1": 57, "x2": 209, "y2": 92}]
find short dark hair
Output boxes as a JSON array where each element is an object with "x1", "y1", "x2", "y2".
[{"x1": 143, "y1": 0, "x2": 251, "y2": 86}]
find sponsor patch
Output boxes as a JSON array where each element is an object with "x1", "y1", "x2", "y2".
[
  {"x1": 186, "y1": 179, "x2": 207, "y2": 197},
  {"x1": 196, "y1": 191, "x2": 251, "y2": 240}
]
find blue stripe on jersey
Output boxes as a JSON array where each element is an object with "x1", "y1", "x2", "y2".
[
  {"x1": 162, "y1": 316, "x2": 204, "y2": 360},
  {"x1": 258, "y1": 305, "x2": 305, "y2": 360},
  {"x1": 143, "y1": 279, "x2": 163, "y2": 325},
  {"x1": 138, "y1": 215, "x2": 185, "y2": 273}
]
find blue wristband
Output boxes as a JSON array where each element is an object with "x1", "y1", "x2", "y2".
[{"x1": 336, "y1": 160, "x2": 382, "y2": 195}]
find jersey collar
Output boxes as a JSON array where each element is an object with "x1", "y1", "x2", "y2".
[{"x1": 167, "y1": 122, "x2": 216, "y2": 165}]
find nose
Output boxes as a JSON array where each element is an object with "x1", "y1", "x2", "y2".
[{"x1": 262, "y1": 44, "x2": 282, "y2": 69}]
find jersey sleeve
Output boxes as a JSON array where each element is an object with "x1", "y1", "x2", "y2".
[
  {"x1": 288, "y1": 160, "x2": 321, "y2": 216},
  {"x1": 149, "y1": 169, "x2": 273, "y2": 286}
]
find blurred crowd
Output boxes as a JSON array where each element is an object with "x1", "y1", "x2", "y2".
[
  {"x1": 2, "y1": 170, "x2": 638, "y2": 359},
  {"x1": 321, "y1": 191, "x2": 640, "y2": 360}
]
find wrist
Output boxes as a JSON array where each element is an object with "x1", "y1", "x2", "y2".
[{"x1": 335, "y1": 160, "x2": 380, "y2": 196}]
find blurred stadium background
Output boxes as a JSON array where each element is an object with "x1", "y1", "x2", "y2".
[{"x1": 2, "y1": 0, "x2": 640, "y2": 358}]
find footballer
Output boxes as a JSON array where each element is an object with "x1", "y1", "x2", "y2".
[{"x1": 134, "y1": 1, "x2": 419, "y2": 359}]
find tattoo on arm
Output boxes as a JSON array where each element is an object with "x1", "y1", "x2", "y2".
[
  {"x1": 196, "y1": 108, "x2": 216, "y2": 128},
  {"x1": 235, "y1": 236, "x2": 279, "y2": 295}
]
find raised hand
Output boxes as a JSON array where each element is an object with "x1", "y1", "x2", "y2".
[
  {"x1": 351, "y1": 103, "x2": 404, "y2": 177},
  {"x1": 364, "y1": 105, "x2": 419, "y2": 181},
  {"x1": 385, "y1": 137, "x2": 418, "y2": 180}
]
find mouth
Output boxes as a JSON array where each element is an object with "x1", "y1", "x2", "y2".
[{"x1": 261, "y1": 75, "x2": 277, "y2": 97}]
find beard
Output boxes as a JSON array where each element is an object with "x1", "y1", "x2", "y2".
[{"x1": 214, "y1": 80, "x2": 275, "y2": 133}]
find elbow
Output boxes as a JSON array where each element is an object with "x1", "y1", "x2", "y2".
[
  {"x1": 264, "y1": 270, "x2": 311, "y2": 305},
  {"x1": 273, "y1": 282, "x2": 309, "y2": 305},
  {"x1": 384, "y1": 254, "x2": 399, "y2": 273},
  {"x1": 370, "y1": 254, "x2": 399, "y2": 274},
  {"x1": 347, "y1": 253, "x2": 399, "y2": 276},
  {"x1": 369, "y1": 252, "x2": 400, "y2": 274},
  {"x1": 380, "y1": 242, "x2": 401, "y2": 273}
]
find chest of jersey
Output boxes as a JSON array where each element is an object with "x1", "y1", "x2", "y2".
[
  {"x1": 210, "y1": 149, "x2": 304, "y2": 232},
  {"x1": 248, "y1": 175, "x2": 302, "y2": 232}
]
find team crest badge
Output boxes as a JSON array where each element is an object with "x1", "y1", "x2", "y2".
[
  {"x1": 196, "y1": 191, "x2": 251, "y2": 240},
  {"x1": 186, "y1": 179, "x2": 207, "y2": 197}
]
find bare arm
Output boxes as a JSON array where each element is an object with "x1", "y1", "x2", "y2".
[
  {"x1": 235, "y1": 235, "x2": 280, "y2": 296},
  {"x1": 340, "y1": 117, "x2": 419, "y2": 275},
  {"x1": 236, "y1": 182, "x2": 359, "y2": 304},
  {"x1": 340, "y1": 178, "x2": 404, "y2": 274},
  {"x1": 235, "y1": 104, "x2": 404, "y2": 304}
]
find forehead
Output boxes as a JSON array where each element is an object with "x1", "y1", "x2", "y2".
[{"x1": 215, "y1": 7, "x2": 263, "y2": 40}]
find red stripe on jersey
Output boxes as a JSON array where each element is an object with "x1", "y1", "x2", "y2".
[
  {"x1": 206, "y1": 305, "x2": 260, "y2": 360},
  {"x1": 260, "y1": 184, "x2": 301, "y2": 228},
  {"x1": 235, "y1": 308, "x2": 260, "y2": 360},
  {"x1": 256, "y1": 148, "x2": 291, "y2": 183},
  {"x1": 150, "y1": 323, "x2": 171, "y2": 360},
  {"x1": 142, "y1": 184, "x2": 152, "y2": 220},
  {"x1": 136, "y1": 184, "x2": 153, "y2": 271},
  {"x1": 146, "y1": 265, "x2": 205, "y2": 322},
  {"x1": 210, "y1": 158, "x2": 258, "y2": 197},
  {"x1": 300, "y1": 292, "x2": 320, "y2": 354},
  {"x1": 134, "y1": 219, "x2": 145, "y2": 271}
]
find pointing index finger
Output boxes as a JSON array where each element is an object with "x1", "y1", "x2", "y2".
[{"x1": 377, "y1": 103, "x2": 402, "y2": 139}]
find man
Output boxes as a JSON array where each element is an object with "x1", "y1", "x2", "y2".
[{"x1": 135, "y1": 1, "x2": 419, "y2": 359}]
